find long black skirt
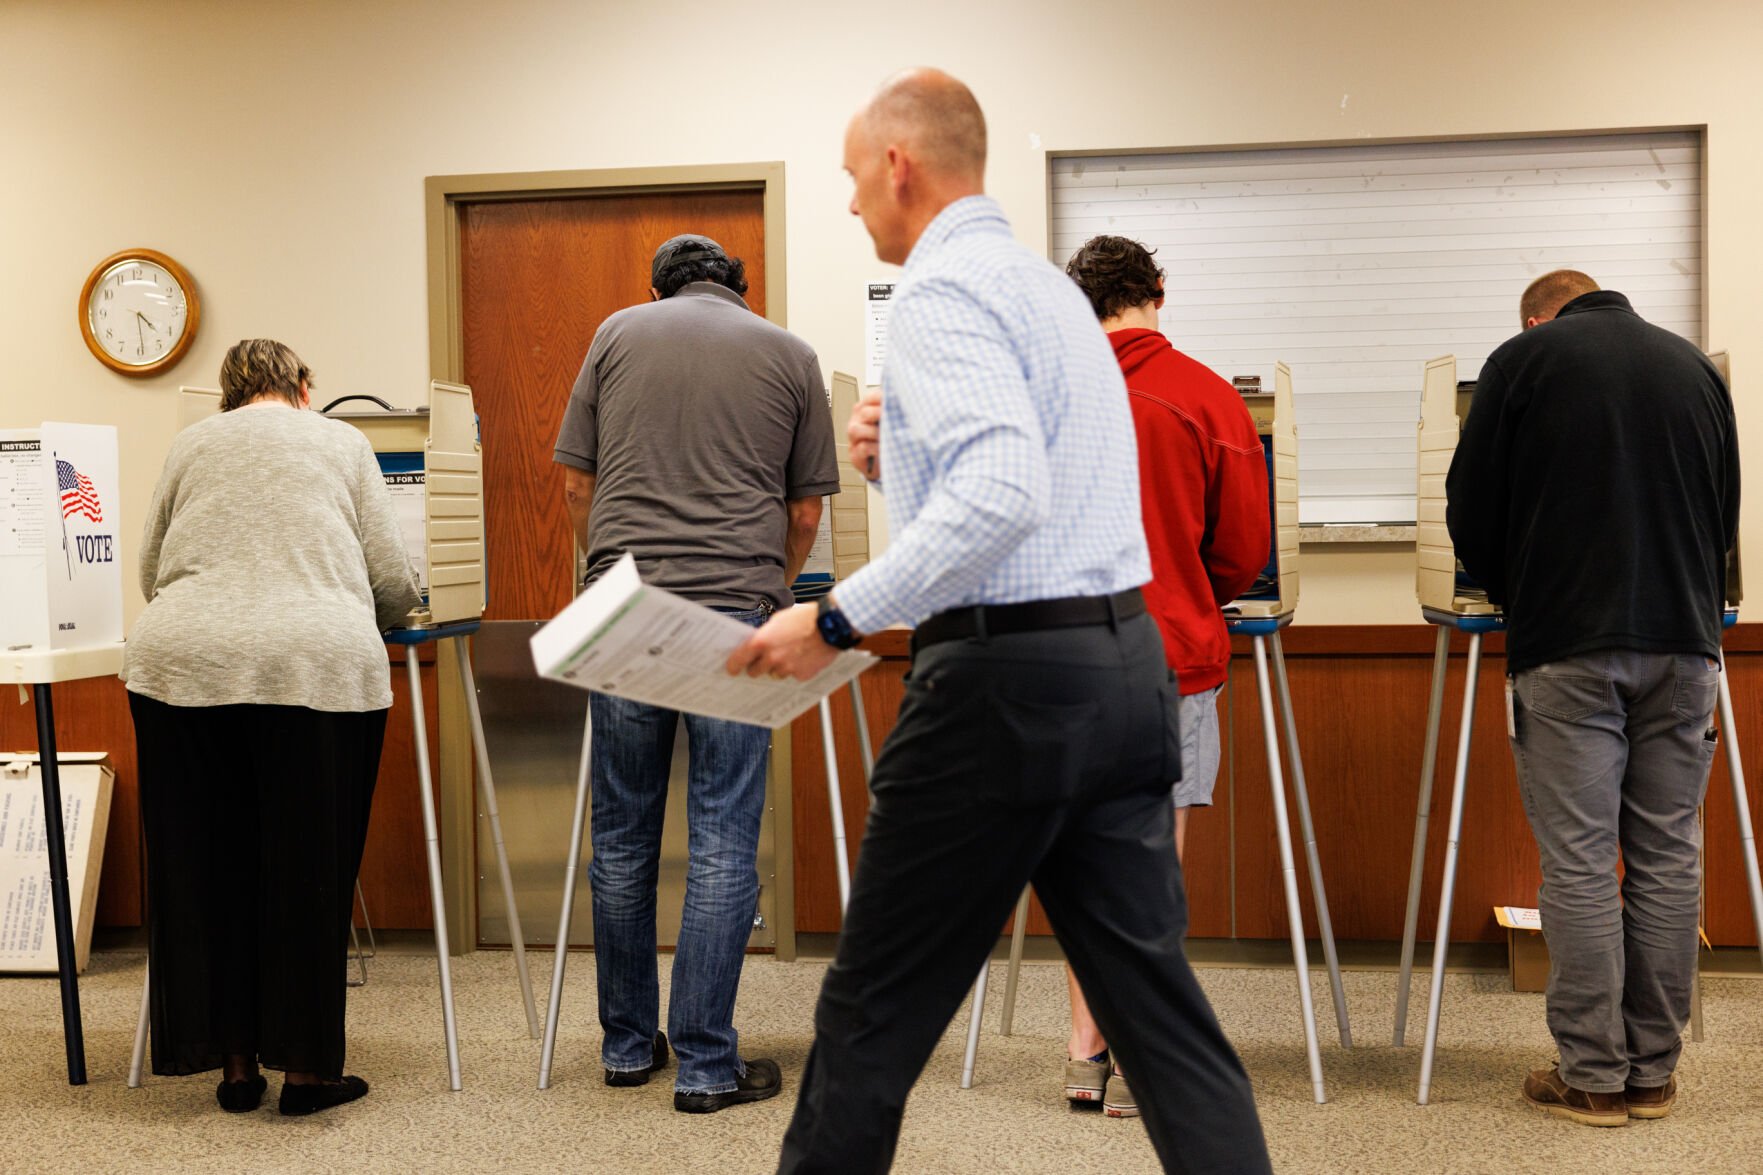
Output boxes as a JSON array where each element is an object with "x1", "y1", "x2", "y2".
[{"x1": 129, "y1": 693, "x2": 386, "y2": 1079}]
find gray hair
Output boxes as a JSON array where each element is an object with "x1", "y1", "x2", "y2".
[{"x1": 219, "y1": 339, "x2": 313, "y2": 411}]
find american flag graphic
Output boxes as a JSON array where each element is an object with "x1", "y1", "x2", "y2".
[{"x1": 57, "y1": 459, "x2": 103, "y2": 523}]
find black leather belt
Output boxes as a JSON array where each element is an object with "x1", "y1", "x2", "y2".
[{"x1": 913, "y1": 588, "x2": 1145, "y2": 652}]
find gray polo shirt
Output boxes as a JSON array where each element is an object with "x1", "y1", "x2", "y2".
[{"x1": 553, "y1": 282, "x2": 840, "y2": 610}]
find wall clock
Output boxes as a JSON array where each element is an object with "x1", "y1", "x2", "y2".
[{"x1": 79, "y1": 248, "x2": 200, "y2": 377}]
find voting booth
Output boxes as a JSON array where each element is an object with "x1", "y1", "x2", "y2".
[
  {"x1": 0, "y1": 420, "x2": 125, "y2": 1085},
  {"x1": 538, "y1": 370, "x2": 883, "y2": 1089},
  {"x1": 179, "y1": 383, "x2": 486, "y2": 626},
  {"x1": 1397, "y1": 350, "x2": 1763, "y2": 1106},
  {"x1": 1213, "y1": 364, "x2": 1350, "y2": 1103},
  {"x1": 148, "y1": 382, "x2": 527, "y2": 1094}
]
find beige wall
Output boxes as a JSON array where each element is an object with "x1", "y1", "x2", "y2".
[{"x1": 4, "y1": 0, "x2": 1759, "y2": 626}]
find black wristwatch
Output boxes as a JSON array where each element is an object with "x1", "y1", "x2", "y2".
[{"x1": 816, "y1": 594, "x2": 861, "y2": 650}]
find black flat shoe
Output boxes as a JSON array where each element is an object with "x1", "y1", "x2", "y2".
[
  {"x1": 278, "y1": 1075, "x2": 369, "y2": 1117},
  {"x1": 605, "y1": 1031, "x2": 670, "y2": 1087},
  {"x1": 216, "y1": 1074, "x2": 267, "y2": 1113},
  {"x1": 674, "y1": 1058, "x2": 782, "y2": 1114}
]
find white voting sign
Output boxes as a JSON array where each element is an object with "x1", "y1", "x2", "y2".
[{"x1": 0, "y1": 423, "x2": 123, "y2": 654}]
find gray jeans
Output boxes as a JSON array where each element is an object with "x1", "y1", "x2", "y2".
[{"x1": 1509, "y1": 649, "x2": 1720, "y2": 1092}]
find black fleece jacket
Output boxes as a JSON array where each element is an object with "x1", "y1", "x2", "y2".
[{"x1": 1446, "y1": 290, "x2": 1739, "y2": 673}]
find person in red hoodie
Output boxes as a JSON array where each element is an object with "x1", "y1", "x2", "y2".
[{"x1": 1059, "y1": 234, "x2": 1271, "y2": 1119}]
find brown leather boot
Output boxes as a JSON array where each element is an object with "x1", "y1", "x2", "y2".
[
  {"x1": 1624, "y1": 1076, "x2": 1678, "y2": 1119},
  {"x1": 1522, "y1": 1066, "x2": 1627, "y2": 1127}
]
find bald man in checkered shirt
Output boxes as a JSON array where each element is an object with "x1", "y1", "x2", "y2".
[{"x1": 731, "y1": 69, "x2": 1270, "y2": 1175}]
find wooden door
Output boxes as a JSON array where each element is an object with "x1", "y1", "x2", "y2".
[{"x1": 458, "y1": 189, "x2": 768, "y2": 622}]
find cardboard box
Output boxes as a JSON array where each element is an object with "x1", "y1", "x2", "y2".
[
  {"x1": 0, "y1": 753, "x2": 114, "y2": 974},
  {"x1": 1494, "y1": 906, "x2": 1550, "y2": 992}
]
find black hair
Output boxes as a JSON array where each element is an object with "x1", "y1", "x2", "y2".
[{"x1": 656, "y1": 254, "x2": 749, "y2": 299}]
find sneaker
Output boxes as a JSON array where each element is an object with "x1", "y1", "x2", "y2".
[
  {"x1": 605, "y1": 1032, "x2": 671, "y2": 1087},
  {"x1": 1625, "y1": 1076, "x2": 1678, "y2": 1120},
  {"x1": 1103, "y1": 1067, "x2": 1138, "y2": 1119},
  {"x1": 1521, "y1": 1066, "x2": 1626, "y2": 1127},
  {"x1": 1064, "y1": 1053, "x2": 1109, "y2": 1104},
  {"x1": 673, "y1": 1058, "x2": 782, "y2": 1114}
]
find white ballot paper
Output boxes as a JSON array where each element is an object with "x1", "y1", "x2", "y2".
[{"x1": 531, "y1": 554, "x2": 876, "y2": 729}]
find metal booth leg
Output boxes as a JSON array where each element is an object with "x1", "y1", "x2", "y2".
[
  {"x1": 456, "y1": 635, "x2": 541, "y2": 1038},
  {"x1": 819, "y1": 697, "x2": 853, "y2": 912},
  {"x1": 1417, "y1": 632, "x2": 1482, "y2": 1105},
  {"x1": 357, "y1": 880, "x2": 378, "y2": 957},
  {"x1": 1269, "y1": 631, "x2": 1352, "y2": 1048},
  {"x1": 539, "y1": 704, "x2": 594, "y2": 1089},
  {"x1": 848, "y1": 678, "x2": 876, "y2": 779},
  {"x1": 1716, "y1": 664, "x2": 1763, "y2": 973},
  {"x1": 33, "y1": 685, "x2": 86, "y2": 1085},
  {"x1": 406, "y1": 646, "x2": 462, "y2": 1092},
  {"x1": 1251, "y1": 634, "x2": 1326, "y2": 1104},
  {"x1": 128, "y1": 964, "x2": 150, "y2": 1088},
  {"x1": 960, "y1": 960, "x2": 990, "y2": 1090},
  {"x1": 999, "y1": 889, "x2": 1032, "y2": 1036},
  {"x1": 1395, "y1": 624, "x2": 1453, "y2": 1045}
]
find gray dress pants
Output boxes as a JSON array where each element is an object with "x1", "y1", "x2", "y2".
[{"x1": 1509, "y1": 649, "x2": 1720, "y2": 1092}]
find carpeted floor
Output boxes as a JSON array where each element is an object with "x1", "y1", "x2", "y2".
[{"x1": 2, "y1": 949, "x2": 1760, "y2": 1173}]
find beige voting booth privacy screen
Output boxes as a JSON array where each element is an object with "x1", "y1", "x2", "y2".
[
  {"x1": 1419, "y1": 350, "x2": 1738, "y2": 615},
  {"x1": 178, "y1": 382, "x2": 486, "y2": 626},
  {"x1": 0, "y1": 753, "x2": 113, "y2": 973},
  {"x1": 828, "y1": 372, "x2": 870, "y2": 582},
  {"x1": 1229, "y1": 363, "x2": 1300, "y2": 619}
]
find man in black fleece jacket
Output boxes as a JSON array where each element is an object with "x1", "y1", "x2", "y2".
[{"x1": 1448, "y1": 269, "x2": 1739, "y2": 1127}]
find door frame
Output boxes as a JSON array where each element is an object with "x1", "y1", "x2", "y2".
[{"x1": 422, "y1": 163, "x2": 797, "y2": 958}]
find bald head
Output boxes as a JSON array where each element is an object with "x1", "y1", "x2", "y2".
[
  {"x1": 858, "y1": 67, "x2": 987, "y2": 186},
  {"x1": 1520, "y1": 269, "x2": 1599, "y2": 329}
]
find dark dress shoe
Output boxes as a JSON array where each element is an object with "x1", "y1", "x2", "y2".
[
  {"x1": 216, "y1": 1074, "x2": 267, "y2": 1113},
  {"x1": 674, "y1": 1058, "x2": 782, "y2": 1114},
  {"x1": 605, "y1": 1031, "x2": 671, "y2": 1087},
  {"x1": 278, "y1": 1075, "x2": 369, "y2": 1116}
]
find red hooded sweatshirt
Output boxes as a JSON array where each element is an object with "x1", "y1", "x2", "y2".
[{"x1": 1112, "y1": 328, "x2": 1271, "y2": 694}]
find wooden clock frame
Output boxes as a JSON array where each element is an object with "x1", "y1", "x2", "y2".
[{"x1": 78, "y1": 247, "x2": 200, "y2": 377}]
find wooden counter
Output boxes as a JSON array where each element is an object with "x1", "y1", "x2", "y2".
[{"x1": 791, "y1": 624, "x2": 1763, "y2": 947}]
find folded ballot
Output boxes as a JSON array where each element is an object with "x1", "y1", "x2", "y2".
[{"x1": 531, "y1": 553, "x2": 875, "y2": 729}]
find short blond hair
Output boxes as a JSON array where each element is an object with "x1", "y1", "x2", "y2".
[
  {"x1": 219, "y1": 339, "x2": 312, "y2": 411},
  {"x1": 1520, "y1": 270, "x2": 1599, "y2": 327}
]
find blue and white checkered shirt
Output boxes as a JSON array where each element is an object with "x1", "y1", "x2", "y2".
[{"x1": 835, "y1": 196, "x2": 1151, "y2": 634}]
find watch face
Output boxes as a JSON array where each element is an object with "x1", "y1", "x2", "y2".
[{"x1": 87, "y1": 258, "x2": 189, "y2": 367}]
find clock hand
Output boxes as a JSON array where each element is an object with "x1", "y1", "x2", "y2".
[{"x1": 135, "y1": 309, "x2": 161, "y2": 333}]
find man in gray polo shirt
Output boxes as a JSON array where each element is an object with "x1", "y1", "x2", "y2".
[{"x1": 553, "y1": 234, "x2": 839, "y2": 1113}]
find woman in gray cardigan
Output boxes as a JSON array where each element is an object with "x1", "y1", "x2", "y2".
[{"x1": 123, "y1": 339, "x2": 420, "y2": 1116}]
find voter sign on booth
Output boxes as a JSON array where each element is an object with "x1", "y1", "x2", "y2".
[{"x1": 0, "y1": 423, "x2": 123, "y2": 653}]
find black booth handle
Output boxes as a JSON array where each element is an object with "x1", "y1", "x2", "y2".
[{"x1": 319, "y1": 394, "x2": 399, "y2": 414}]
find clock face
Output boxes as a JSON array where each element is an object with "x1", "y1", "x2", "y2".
[{"x1": 86, "y1": 258, "x2": 190, "y2": 367}]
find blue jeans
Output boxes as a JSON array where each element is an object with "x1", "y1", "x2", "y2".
[{"x1": 588, "y1": 606, "x2": 771, "y2": 1095}]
